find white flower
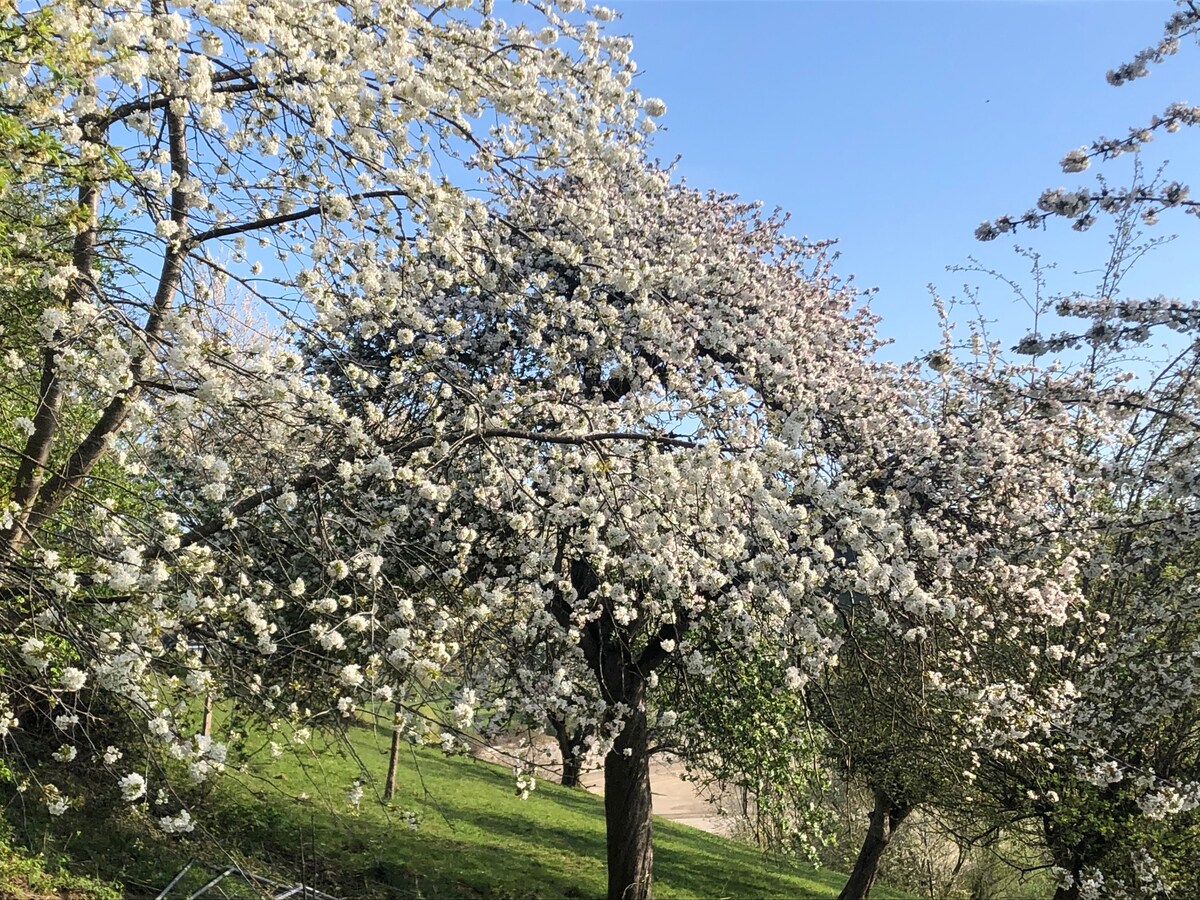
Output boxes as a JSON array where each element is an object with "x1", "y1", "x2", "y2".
[
  {"x1": 1060, "y1": 147, "x2": 1091, "y2": 173},
  {"x1": 58, "y1": 667, "x2": 87, "y2": 692},
  {"x1": 119, "y1": 773, "x2": 147, "y2": 801},
  {"x1": 785, "y1": 666, "x2": 807, "y2": 691},
  {"x1": 0, "y1": 706, "x2": 17, "y2": 738},
  {"x1": 339, "y1": 664, "x2": 364, "y2": 687},
  {"x1": 148, "y1": 716, "x2": 173, "y2": 742},
  {"x1": 159, "y1": 809, "x2": 194, "y2": 833},
  {"x1": 317, "y1": 627, "x2": 346, "y2": 651},
  {"x1": 325, "y1": 194, "x2": 353, "y2": 220},
  {"x1": 20, "y1": 637, "x2": 49, "y2": 672},
  {"x1": 642, "y1": 97, "x2": 668, "y2": 117},
  {"x1": 52, "y1": 744, "x2": 78, "y2": 763},
  {"x1": 974, "y1": 220, "x2": 1000, "y2": 241},
  {"x1": 37, "y1": 306, "x2": 68, "y2": 337},
  {"x1": 103, "y1": 746, "x2": 123, "y2": 765}
]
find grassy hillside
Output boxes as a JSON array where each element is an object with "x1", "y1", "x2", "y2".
[{"x1": 8, "y1": 722, "x2": 907, "y2": 899}]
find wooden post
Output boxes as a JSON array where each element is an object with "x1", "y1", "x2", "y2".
[{"x1": 201, "y1": 692, "x2": 214, "y2": 738}]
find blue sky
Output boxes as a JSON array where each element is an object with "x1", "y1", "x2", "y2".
[{"x1": 609, "y1": 1, "x2": 1200, "y2": 361}]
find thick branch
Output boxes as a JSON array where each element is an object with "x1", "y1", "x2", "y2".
[
  {"x1": 0, "y1": 181, "x2": 100, "y2": 556},
  {"x1": 23, "y1": 24, "x2": 193, "y2": 536},
  {"x1": 164, "y1": 426, "x2": 702, "y2": 558},
  {"x1": 83, "y1": 69, "x2": 260, "y2": 132},
  {"x1": 187, "y1": 189, "x2": 409, "y2": 246},
  {"x1": 634, "y1": 610, "x2": 692, "y2": 676}
]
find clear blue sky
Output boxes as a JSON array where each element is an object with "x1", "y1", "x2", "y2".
[{"x1": 609, "y1": 0, "x2": 1199, "y2": 361}]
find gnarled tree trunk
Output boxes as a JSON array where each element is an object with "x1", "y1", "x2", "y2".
[
  {"x1": 837, "y1": 786, "x2": 912, "y2": 900},
  {"x1": 604, "y1": 683, "x2": 653, "y2": 900}
]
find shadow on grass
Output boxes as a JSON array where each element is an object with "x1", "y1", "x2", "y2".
[{"x1": 4, "y1": 725, "x2": 882, "y2": 900}]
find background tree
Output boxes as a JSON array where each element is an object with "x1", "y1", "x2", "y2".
[{"x1": 969, "y1": 3, "x2": 1200, "y2": 894}]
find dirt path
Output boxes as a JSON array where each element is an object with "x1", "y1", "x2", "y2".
[
  {"x1": 580, "y1": 759, "x2": 736, "y2": 836},
  {"x1": 471, "y1": 735, "x2": 737, "y2": 836}
]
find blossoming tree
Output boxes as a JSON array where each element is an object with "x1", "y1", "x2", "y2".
[
  {"x1": 299, "y1": 158, "x2": 1126, "y2": 897},
  {"x1": 969, "y1": 3, "x2": 1200, "y2": 894},
  {"x1": 296, "y1": 166, "x2": 884, "y2": 898},
  {"x1": 3, "y1": 3, "x2": 1174, "y2": 900},
  {"x1": 0, "y1": 0, "x2": 662, "y2": 836}
]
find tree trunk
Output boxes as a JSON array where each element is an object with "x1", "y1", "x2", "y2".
[
  {"x1": 837, "y1": 787, "x2": 911, "y2": 900},
  {"x1": 201, "y1": 693, "x2": 214, "y2": 738},
  {"x1": 1044, "y1": 815, "x2": 1106, "y2": 900},
  {"x1": 550, "y1": 715, "x2": 586, "y2": 788},
  {"x1": 562, "y1": 748, "x2": 583, "y2": 788},
  {"x1": 384, "y1": 705, "x2": 402, "y2": 801},
  {"x1": 604, "y1": 687, "x2": 653, "y2": 900},
  {"x1": 1047, "y1": 851, "x2": 1084, "y2": 900}
]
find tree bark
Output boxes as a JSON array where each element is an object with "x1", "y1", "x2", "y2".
[
  {"x1": 837, "y1": 787, "x2": 911, "y2": 900},
  {"x1": 604, "y1": 686, "x2": 654, "y2": 900},
  {"x1": 1047, "y1": 851, "x2": 1087, "y2": 900},
  {"x1": 562, "y1": 752, "x2": 583, "y2": 788}
]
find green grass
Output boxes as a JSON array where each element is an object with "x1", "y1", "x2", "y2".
[
  {"x1": 0, "y1": 824, "x2": 120, "y2": 899},
  {"x1": 11, "y1": 721, "x2": 906, "y2": 899}
]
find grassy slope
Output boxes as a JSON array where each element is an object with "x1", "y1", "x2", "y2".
[{"x1": 17, "y1": 723, "x2": 907, "y2": 899}]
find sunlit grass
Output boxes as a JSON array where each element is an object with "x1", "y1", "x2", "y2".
[{"x1": 15, "y1": 719, "x2": 909, "y2": 899}]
